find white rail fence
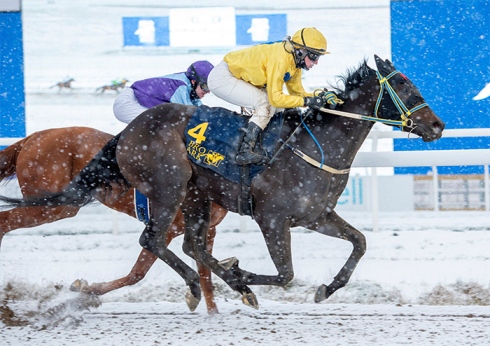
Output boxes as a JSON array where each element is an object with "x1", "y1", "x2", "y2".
[
  {"x1": 2, "y1": 128, "x2": 490, "y2": 233},
  {"x1": 354, "y1": 128, "x2": 490, "y2": 231}
]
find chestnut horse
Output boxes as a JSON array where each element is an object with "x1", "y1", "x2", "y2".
[
  {"x1": 0, "y1": 127, "x2": 227, "y2": 314},
  {"x1": 0, "y1": 56, "x2": 445, "y2": 311}
]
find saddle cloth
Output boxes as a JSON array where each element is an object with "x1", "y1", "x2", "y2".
[
  {"x1": 134, "y1": 189, "x2": 150, "y2": 224},
  {"x1": 133, "y1": 105, "x2": 284, "y2": 222},
  {"x1": 185, "y1": 105, "x2": 284, "y2": 183}
]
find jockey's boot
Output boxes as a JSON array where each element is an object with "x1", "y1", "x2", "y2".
[{"x1": 236, "y1": 122, "x2": 268, "y2": 165}]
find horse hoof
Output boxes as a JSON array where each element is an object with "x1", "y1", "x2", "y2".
[
  {"x1": 241, "y1": 292, "x2": 259, "y2": 310},
  {"x1": 314, "y1": 284, "x2": 328, "y2": 303},
  {"x1": 185, "y1": 289, "x2": 201, "y2": 312},
  {"x1": 218, "y1": 257, "x2": 238, "y2": 270},
  {"x1": 69, "y1": 279, "x2": 89, "y2": 292}
]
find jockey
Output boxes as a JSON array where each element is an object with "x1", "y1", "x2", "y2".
[
  {"x1": 208, "y1": 27, "x2": 340, "y2": 165},
  {"x1": 112, "y1": 60, "x2": 214, "y2": 223},
  {"x1": 113, "y1": 60, "x2": 214, "y2": 124}
]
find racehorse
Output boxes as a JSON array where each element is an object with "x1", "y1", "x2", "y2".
[
  {"x1": 95, "y1": 79, "x2": 129, "y2": 94},
  {"x1": 0, "y1": 56, "x2": 445, "y2": 311},
  {"x1": 0, "y1": 127, "x2": 227, "y2": 314},
  {"x1": 49, "y1": 78, "x2": 75, "y2": 91}
]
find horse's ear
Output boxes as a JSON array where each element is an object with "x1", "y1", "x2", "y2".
[
  {"x1": 374, "y1": 54, "x2": 393, "y2": 76},
  {"x1": 385, "y1": 59, "x2": 396, "y2": 70}
]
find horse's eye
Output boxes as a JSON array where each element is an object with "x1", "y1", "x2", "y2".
[{"x1": 399, "y1": 82, "x2": 410, "y2": 94}]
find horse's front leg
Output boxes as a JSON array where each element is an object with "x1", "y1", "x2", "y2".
[
  {"x1": 181, "y1": 195, "x2": 258, "y2": 309},
  {"x1": 238, "y1": 218, "x2": 295, "y2": 287},
  {"x1": 217, "y1": 218, "x2": 295, "y2": 293},
  {"x1": 306, "y1": 210, "x2": 367, "y2": 302}
]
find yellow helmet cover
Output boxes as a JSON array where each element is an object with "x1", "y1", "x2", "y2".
[{"x1": 291, "y1": 27, "x2": 329, "y2": 55}]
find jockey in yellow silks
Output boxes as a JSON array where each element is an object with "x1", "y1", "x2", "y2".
[{"x1": 208, "y1": 27, "x2": 339, "y2": 165}]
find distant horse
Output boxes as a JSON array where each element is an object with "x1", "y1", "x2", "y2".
[
  {"x1": 49, "y1": 78, "x2": 75, "y2": 91},
  {"x1": 95, "y1": 79, "x2": 129, "y2": 94},
  {"x1": 0, "y1": 56, "x2": 445, "y2": 311},
  {"x1": 0, "y1": 127, "x2": 227, "y2": 314}
]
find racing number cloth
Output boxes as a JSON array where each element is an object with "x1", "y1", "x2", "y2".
[{"x1": 185, "y1": 105, "x2": 284, "y2": 183}]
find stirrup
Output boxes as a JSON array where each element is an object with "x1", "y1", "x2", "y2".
[{"x1": 236, "y1": 150, "x2": 267, "y2": 165}]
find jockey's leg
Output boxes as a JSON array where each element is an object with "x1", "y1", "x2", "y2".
[
  {"x1": 113, "y1": 87, "x2": 148, "y2": 124},
  {"x1": 208, "y1": 61, "x2": 272, "y2": 165}
]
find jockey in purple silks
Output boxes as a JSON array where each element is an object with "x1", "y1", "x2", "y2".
[
  {"x1": 113, "y1": 60, "x2": 214, "y2": 124},
  {"x1": 112, "y1": 60, "x2": 214, "y2": 223}
]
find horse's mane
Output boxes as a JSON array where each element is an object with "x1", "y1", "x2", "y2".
[
  {"x1": 279, "y1": 59, "x2": 375, "y2": 123},
  {"x1": 331, "y1": 58, "x2": 374, "y2": 99}
]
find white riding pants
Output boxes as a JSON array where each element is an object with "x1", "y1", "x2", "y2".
[
  {"x1": 208, "y1": 61, "x2": 281, "y2": 130},
  {"x1": 113, "y1": 87, "x2": 149, "y2": 124}
]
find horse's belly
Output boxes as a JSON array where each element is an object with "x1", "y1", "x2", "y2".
[{"x1": 191, "y1": 164, "x2": 240, "y2": 213}]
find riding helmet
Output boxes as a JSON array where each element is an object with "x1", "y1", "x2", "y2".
[
  {"x1": 186, "y1": 60, "x2": 214, "y2": 92},
  {"x1": 290, "y1": 27, "x2": 329, "y2": 70}
]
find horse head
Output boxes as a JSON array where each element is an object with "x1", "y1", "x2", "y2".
[{"x1": 373, "y1": 55, "x2": 445, "y2": 142}]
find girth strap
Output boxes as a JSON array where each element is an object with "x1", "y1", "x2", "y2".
[{"x1": 284, "y1": 141, "x2": 350, "y2": 175}]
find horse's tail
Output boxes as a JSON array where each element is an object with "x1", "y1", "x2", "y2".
[
  {"x1": 0, "y1": 136, "x2": 30, "y2": 182},
  {"x1": 0, "y1": 133, "x2": 130, "y2": 209}
]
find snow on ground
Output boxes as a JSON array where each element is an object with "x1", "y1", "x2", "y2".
[
  {"x1": 1, "y1": 209, "x2": 490, "y2": 345},
  {"x1": 1, "y1": 0, "x2": 490, "y2": 345}
]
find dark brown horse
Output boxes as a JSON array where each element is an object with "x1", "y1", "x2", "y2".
[
  {"x1": 0, "y1": 127, "x2": 227, "y2": 314},
  {"x1": 49, "y1": 78, "x2": 75, "y2": 91},
  {"x1": 0, "y1": 56, "x2": 445, "y2": 311},
  {"x1": 95, "y1": 79, "x2": 129, "y2": 94}
]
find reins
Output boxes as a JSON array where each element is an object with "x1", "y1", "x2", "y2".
[
  {"x1": 319, "y1": 69, "x2": 428, "y2": 128},
  {"x1": 269, "y1": 110, "x2": 350, "y2": 174},
  {"x1": 270, "y1": 69, "x2": 429, "y2": 175}
]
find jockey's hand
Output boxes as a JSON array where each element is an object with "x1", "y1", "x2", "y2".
[
  {"x1": 318, "y1": 89, "x2": 343, "y2": 109},
  {"x1": 304, "y1": 96, "x2": 325, "y2": 110}
]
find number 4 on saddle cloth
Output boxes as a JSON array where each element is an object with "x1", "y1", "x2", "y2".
[
  {"x1": 134, "y1": 105, "x2": 284, "y2": 223},
  {"x1": 185, "y1": 105, "x2": 284, "y2": 182}
]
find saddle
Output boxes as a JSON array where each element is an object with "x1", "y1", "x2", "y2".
[{"x1": 185, "y1": 105, "x2": 284, "y2": 217}]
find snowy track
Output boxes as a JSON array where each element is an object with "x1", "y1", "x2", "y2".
[
  {"x1": 2, "y1": 1, "x2": 489, "y2": 344},
  {"x1": 3, "y1": 301, "x2": 490, "y2": 345}
]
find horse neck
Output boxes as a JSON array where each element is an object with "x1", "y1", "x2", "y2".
[{"x1": 286, "y1": 78, "x2": 380, "y2": 170}]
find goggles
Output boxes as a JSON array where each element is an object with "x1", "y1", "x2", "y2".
[
  {"x1": 199, "y1": 82, "x2": 210, "y2": 93},
  {"x1": 305, "y1": 49, "x2": 321, "y2": 62}
]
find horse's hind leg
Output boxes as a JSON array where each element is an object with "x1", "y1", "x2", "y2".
[
  {"x1": 0, "y1": 206, "x2": 80, "y2": 249},
  {"x1": 73, "y1": 220, "x2": 219, "y2": 313},
  {"x1": 141, "y1": 208, "x2": 202, "y2": 311},
  {"x1": 140, "y1": 219, "x2": 201, "y2": 311},
  {"x1": 74, "y1": 248, "x2": 157, "y2": 295},
  {"x1": 75, "y1": 214, "x2": 221, "y2": 314},
  {"x1": 197, "y1": 223, "x2": 218, "y2": 314},
  {"x1": 307, "y1": 210, "x2": 367, "y2": 302},
  {"x1": 182, "y1": 195, "x2": 257, "y2": 309}
]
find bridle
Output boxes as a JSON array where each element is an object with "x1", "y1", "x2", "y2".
[
  {"x1": 320, "y1": 69, "x2": 428, "y2": 129},
  {"x1": 373, "y1": 70, "x2": 428, "y2": 128},
  {"x1": 270, "y1": 69, "x2": 430, "y2": 174}
]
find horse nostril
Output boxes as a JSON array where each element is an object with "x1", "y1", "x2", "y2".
[{"x1": 433, "y1": 121, "x2": 445, "y2": 131}]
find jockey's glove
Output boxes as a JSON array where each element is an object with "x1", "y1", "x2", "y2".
[
  {"x1": 321, "y1": 90, "x2": 343, "y2": 109},
  {"x1": 305, "y1": 90, "x2": 343, "y2": 110},
  {"x1": 304, "y1": 96, "x2": 325, "y2": 110}
]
